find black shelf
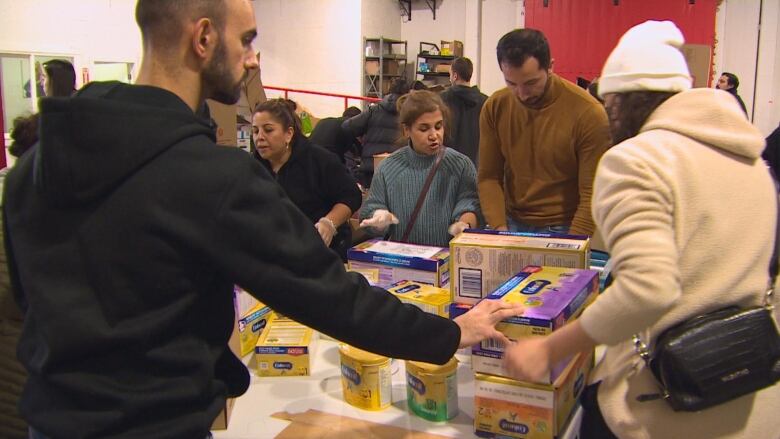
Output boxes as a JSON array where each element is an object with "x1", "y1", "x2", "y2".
[
  {"x1": 417, "y1": 71, "x2": 450, "y2": 77},
  {"x1": 417, "y1": 54, "x2": 455, "y2": 60}
]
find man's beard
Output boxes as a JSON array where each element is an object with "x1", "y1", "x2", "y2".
[{"x1": 203, "y1": 42, "x2": 244, "y2": 105}]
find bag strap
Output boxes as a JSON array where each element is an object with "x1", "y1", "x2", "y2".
[{"x1": 400, "y1": 147, "x2": 446, "y2": 242}]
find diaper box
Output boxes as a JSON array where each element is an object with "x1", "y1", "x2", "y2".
[
  {"x1": 254, "y1": 315, "x2": 316, "y2": 377},
  {"x1": 450, "y1": 230, "x2": 590, "y2": 304},
  {"x1": 348, "y1": 238, "x2": 450, "y2": 288},
  {"x1": 386, "y1": 280, "x2": 451, "y2": 318},
  {"x1": 474, "y1": 350, "x2": 593, "y2": 439}
]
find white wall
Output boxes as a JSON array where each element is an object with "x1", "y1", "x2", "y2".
[
  {"x1": 754, "y1": 0, "x2": 780, "y2": 135},
  {"x1": 399, "y1": 0, "x2": 521, "y2": 96},
  {"x1": 0, "y1": 0, "x2": 140, "y2": 86},
  {"x1": 254, "y1": 0, "x2": 363, "y2": 119}
]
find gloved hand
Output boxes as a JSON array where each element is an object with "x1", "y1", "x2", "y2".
[
  {"x1": 315, "y1": 217, "x2": 337, "y2": 246},
  {"x1": 448, "y1": 221, "x2": 470, "y2": 236},
  {"x1": 360, "y1": 209, "x2": 398, "y2": 232}
]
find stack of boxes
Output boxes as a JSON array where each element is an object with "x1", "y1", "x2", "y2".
[
  {"x1": 467, "y1": 266, "x2": 598, "y2": 438},
  {"x1": 447, "y1": 230, "x2": 598, "y2": 438}
]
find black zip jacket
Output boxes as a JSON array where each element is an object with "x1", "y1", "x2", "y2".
[{"x1": 2, "y1": 82, "x2": 460, "y2": 439}]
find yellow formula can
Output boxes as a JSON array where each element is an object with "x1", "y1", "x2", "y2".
[
  {"x1": 339, "y1": 344, "x2": 392, "y2": 410},
  {"x1": 405, "y1": 357, "x2": 459, "y2": 421}
]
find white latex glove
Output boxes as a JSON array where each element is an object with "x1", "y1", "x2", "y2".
[
  {"x1": 359, "y1": 209, "x2": 398, "y2": 232},
  {"x1": 453, "y1": 299, "x2": 525, "y2": 348},
  {"x1": 448, "y1": 221, "x2": 470, "y2": 236},
  {"x1": 315, "y1": 217, "x2": 337, "y2": 246}
]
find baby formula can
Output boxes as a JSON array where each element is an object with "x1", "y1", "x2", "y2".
[
  {"x1": 405, "y1": 357, "x2": 459, "y2": 421},
  {"x1": 339, "y1": 344, "x2": 392, "y2": 410}
]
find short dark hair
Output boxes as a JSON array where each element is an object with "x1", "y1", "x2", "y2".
[
  {"x1": 451, "y1": 57, "x2": 474, "y2": 82},
  {"x1": 496, "y1": 28, "x2": 551, "y2": 70},
  {"x1": 43, "y1": 59, "x2": 76, "y2": 97},
  {"x1": 9, "y1": 113, "x2": 40, "y2": 158},
  {"x1": 609, "y1": 91, "x2": 676, "y2": 144},
  {"x1": 389, "y1": 77, "x2": 411, "y2": 96},
  {"x1": 342, "y1": 106, "x2": 361, "y2": 118},
  {"x1": 135, "y1": 0, "x2": 226, "y2": 46},
  {"x1": 722, "y1": 72, "x2": 739, "y2": 89}
]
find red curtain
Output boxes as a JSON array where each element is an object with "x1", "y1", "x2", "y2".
[{"x1": 524, "y1": 0, "x2": 717, "y2": 85}]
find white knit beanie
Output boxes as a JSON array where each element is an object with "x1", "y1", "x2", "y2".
[{"x1": 599, "y1": 20, "x2": 692, "y2": 98}]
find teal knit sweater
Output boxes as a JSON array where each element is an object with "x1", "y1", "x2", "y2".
[{"x1": 360, "y1": 146, "x2": 481, "y2": 247}]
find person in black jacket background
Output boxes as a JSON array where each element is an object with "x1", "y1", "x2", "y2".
[
  {"x1": 3, "y1": 1, "x2": 522, "y2": 438},
  {"x1": 342, "y1": 78, "x2": 411, "y2": 187},
  {"x1": 308, "y1": 105, "x2": 362, "y2": 172},
  {"x1": 716, "y1": 72, "x2": 748, "y2": 116},
  {"x1": 440, "y1": 57, "x2": 487, "y2": 166},
  {"x1": 252, "y1": 99, "x2": 361, "y2": 260}
]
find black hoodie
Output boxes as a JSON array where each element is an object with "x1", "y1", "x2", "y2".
[
  {"x1": 3, "y1": 82, "x2": 460, "y2": 439},
  {"x1": 440, "y1": 84, "x2": 488, "y2": 166}
]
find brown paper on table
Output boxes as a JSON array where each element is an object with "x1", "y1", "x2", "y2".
[{"x1": 271, "y1": 409, "x2": 452, "y2": 439}]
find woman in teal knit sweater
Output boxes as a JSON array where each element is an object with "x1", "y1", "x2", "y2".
[{"x1": 360, "y1": 90, "x2": 481, "y2": 247}]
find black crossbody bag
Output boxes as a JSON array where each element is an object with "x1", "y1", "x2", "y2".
[{"x1": 633, "y1": 194, "x2": 780, "y2": 412}]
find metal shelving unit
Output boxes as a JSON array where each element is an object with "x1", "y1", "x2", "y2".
[
  {"x1": 415, "y1": 42, "x2": 455, "y2": 87},
  {"x1": 364, "y1": 37, "x2": 408, "y2": 99}
]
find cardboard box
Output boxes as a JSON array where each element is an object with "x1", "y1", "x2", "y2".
[
  {"x1": 255, "y1": 315, "x2": 316, "y2": 377},
  {"x1": 471, "y1": 266, "x2": 598, "y2": 382},
  {"x1": 348, "y1": 238, "x2": 450, "y2": 288},
  {"x1": 450, "y1": 230, "x2": 590, "y2": 304},
  {"x1": 434, "y1": 64, "x2": 451, "y2": 74},
  {"x1": 681, "y1": 44, "x2": 712, "y2": 88},
  {"x1": 207, "y1": 100, "x2": 239, "y2": 147},
  {"x1": 440, "y1": 40, "x2": 464, "y2": 57},
  {"x1": 559, "y1": 403, "x2": 583, "y2": 439},
  {"x1": 473, "y1": 351, "x2": 593, "y2": 439},
  {"x1": 210, "y1": 397, "x2": 236, "y2": 430},
  {"x1": 237, "y1": 304, "x2": 274, "y2": 357},
  {"x1": 365, "y1": 60, "x2": 380, "y2": 75},
  {"x1": 387, "y1": 280, "x2": 451, "y2": 317}
]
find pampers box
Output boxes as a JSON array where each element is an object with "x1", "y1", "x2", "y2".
[
  {"x1": 474, "y1": 350, "x2": 593, "y2": 439},
  {"x1": 386, "y1": 280, "x2": 451, "y2": 318},
  {"x1": 450, "y1": 230, "x2": 590, "y2": 304},
  {"x1": 472, "y1": 266, "x2": 598, "y2": 382},
  {"x1": 348, "y1": 238, "x2": 450, "y2": 288}
]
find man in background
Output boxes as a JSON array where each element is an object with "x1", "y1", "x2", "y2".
[
  {"x1": 440, "y1": 57, "x2": 487, "y2": 166},
  {"x1": 716, "y1": 71, "x2": 748, "y2": 116},
  {"x1": 478, "y1": 28, "x2": 611, "y2": 235}
]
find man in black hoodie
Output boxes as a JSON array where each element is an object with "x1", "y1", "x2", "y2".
[
  {"x1": 2, "y1": 1, "x2": 521, "y2": 438},
  {"x1": 440, "y1": 57, "x2": 488, "y2": 166}
]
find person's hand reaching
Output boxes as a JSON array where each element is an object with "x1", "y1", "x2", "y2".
[{"x1": 453, "y1": 299, "x2": 524, "y2": 348}]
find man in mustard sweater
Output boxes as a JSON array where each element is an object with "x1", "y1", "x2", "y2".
[{"x1": 478, "y1": 29, "x2": 611, "y2": 236}]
